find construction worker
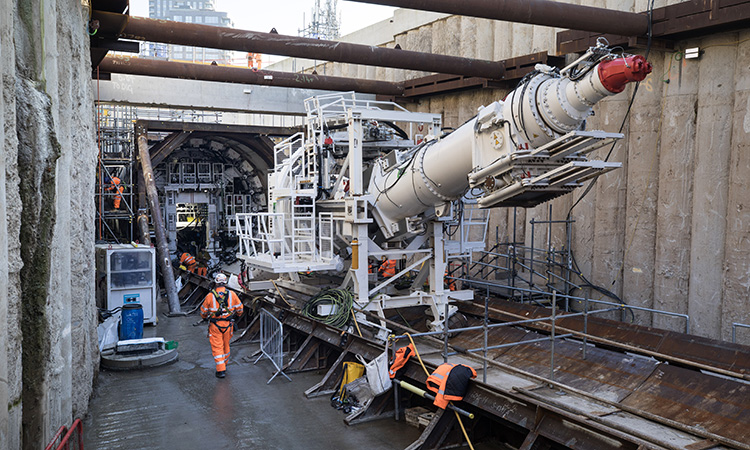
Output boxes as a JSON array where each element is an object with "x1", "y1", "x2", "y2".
[
  {"x1": 200, "y1": 273, "x2": 244, "y2": 378},
  {"x1": 445, "y1": 267, "x2": 457, "y2": 291},
  {"x1": 105, "y1": 176, "x2": 125, "y2": 210},
  {"x1": 378, "y1": 256, "x2": 396, "y2": 278},
  {"x1": 195, "y1": 250, "x2": 209, "y2": 277},
  {"x1": 179, "y1": 252, "x2": 198, "y2": 273}
]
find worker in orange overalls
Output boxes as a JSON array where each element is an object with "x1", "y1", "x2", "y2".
[
  {"x1": 445, "y1": 268, "x2": 456, "y2": 291},
  {"x1": 200, "y1": 273, "x2": 244, "y2": 378},
  {"x1": 378, "y1": 256, "x2": 396, "y2": 278},
  {"x1": 105, "y1": 176, "x2": 125, "y2": 210},
  {"x1": 179, "y1": 252, "x2": 198, "y2": 273},
  {"x1": 195, "y1": 250, "x2": 209, "y2": 277}
]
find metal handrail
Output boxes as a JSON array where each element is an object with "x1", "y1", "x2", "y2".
[
  {"x1": 450, "y1": 276, "x2": 692, "y2": 334},
  {"x1": 732, "y1": 322, "x2": 750, "y2": 343},
  {"x1": 392, "y1": 307, "x2": 618, "y2": 340}
]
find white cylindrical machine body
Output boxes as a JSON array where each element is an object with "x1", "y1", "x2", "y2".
[
  {"x1": 370, "y1": 56, "x2": 651, "y2": 226},
  {"x1": 372, "y1": 121, "x2": 476, "y2": 223},
  {"x1": 503, "y1": 67, "x2": 613, "y2": 149}
]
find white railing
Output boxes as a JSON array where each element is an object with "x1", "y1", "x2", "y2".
[
  {"x1": 236, "y1": 212, "x2": 337, "y2": 271},
  {"x1": 446, "y1": 202, "x2": 489, "y2": 257}
]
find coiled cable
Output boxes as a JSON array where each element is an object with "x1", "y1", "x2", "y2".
[{"x1": 302, "y1": 288, "x2": 354, "y2": 329}]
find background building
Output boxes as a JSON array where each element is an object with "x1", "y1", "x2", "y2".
[{"x1": 144, "y1": 0, "x2": 232, "y2": 63}]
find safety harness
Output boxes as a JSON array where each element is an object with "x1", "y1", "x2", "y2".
[{"x1": 208, "y1": 289, "x2": 234, "y2": 334}]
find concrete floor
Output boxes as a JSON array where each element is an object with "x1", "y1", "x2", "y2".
[{"x1": 83, "y1": 303, "x2": 422, "y2": 450}]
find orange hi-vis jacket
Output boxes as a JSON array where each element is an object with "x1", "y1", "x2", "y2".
[
  {"x1": 200, "y1": 286, "x2": 244, "y2": 373},
  {"x1": 445, "y1": 268, "x2": 456, "y2": 291},
  {"x1": 425, "y1": 363, "x2": 477, "y2": 409},
  {"x1": 200, "y1": 287, "x2": 243, "y2": 323},
  {"x1": 180, "y1": 252, "x2": 197, "y2": 272},
  {"x1": 379, "y1": 259, "x2": 396, "y2": 277},
  {"x1": 389, "y1": 343, "x2": 416, "y2": 379},
  {"x1": 107, "y1": 177, "x2": 125, "y2": 209}
]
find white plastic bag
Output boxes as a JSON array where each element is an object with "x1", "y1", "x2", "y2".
[
  {"x1": 357, "y1": 351, "x2": 391, "y2": 396},
  {"x1": 97, "y1": 312, "x2": 121, "y2": 352}
]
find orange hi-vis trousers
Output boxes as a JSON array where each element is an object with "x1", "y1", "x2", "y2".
[{"x1": 208, "y1": 320, "x2": 233, "y2": 372}]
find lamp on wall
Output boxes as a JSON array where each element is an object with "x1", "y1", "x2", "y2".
[{"x1": 685, "y1": 47, "x2": 701, "y2": 60}]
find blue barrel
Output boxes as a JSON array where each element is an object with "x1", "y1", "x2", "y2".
[{"x1": 119, "y1": 303, "x2": 144, "y2": 340}]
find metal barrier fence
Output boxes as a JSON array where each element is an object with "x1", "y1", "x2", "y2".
[{"x1": 254, "y1": 309, "x2": 291, "y2": 384}]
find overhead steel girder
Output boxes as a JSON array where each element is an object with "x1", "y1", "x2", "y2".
[
  {"x1": 150, "y1": 131, "x2": 191, "y2": 167},
  {"x1": 99, "y1": 55, "x2": 405, "y2": 97},
  {"x1": 343, "y1": 0, "x2": 649, "y2": 37},
  {"x1": 120, "y1": 16, "x2": 505, "y2": 79}
]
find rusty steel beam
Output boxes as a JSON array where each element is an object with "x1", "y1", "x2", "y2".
[
  {"x1": 120, "y1": 16, "x2": 505, "y2": 79},
  {"x1": 343, "y1": 0, "x2": 649, "y2": 37},
  {"x1": 558, "y1": 0, "x2": 750, "y2": 54},
  {"x1": 99, "y1": 55, "x2": 405, "y2": 96},
  {"x1": 136, "y1": 123, "x2": 182, "y2": 315}
]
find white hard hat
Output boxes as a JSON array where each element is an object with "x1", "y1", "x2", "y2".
[{"x1": 214, "y1": 273, "x2": 227, "y2": 285}]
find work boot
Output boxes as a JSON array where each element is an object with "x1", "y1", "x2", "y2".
[{"x1": 215, "y1": 370, "x2": 226, "y2": 378}]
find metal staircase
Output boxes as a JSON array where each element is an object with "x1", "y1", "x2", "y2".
[{"x1": 236, "y1": 132, "x2": 338, "y2": 272}]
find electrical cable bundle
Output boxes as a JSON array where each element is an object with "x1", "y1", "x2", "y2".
[
  {"x1": 301, "y1": 288, "x2": 354, "y2": 329},
  {"x1": 98, "y1": 306, "x2": 122, "y2": 320}
]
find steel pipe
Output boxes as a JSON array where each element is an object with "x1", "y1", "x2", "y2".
[
  {"x1": 344, "y1": 0, "x2": 649, "y2": 37},
  {"x1": 100, "y1": 55, "x2": 404, "y2": 96},
  {"x1": 136, "y1": 125, "x2": 182, "y2": 315},
  {"x1": 121, "y1": 16, "x2": 505, "y2": 79}
]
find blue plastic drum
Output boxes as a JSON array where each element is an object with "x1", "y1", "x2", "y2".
[{"x1": 119, "y1": 303, "x2": 144, "y2": 340}]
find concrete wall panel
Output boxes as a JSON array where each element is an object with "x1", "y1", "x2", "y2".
[
  {"x1": 621, "y1": 56, "x2": 665, "y2": 323},
  {"x1": 688, "y1": 34, "x2": 737, "y2": 339},
  {"x1": 652, "y1": 46, "x2": 700, "y2": 330},
  {"x1": 1, "y1": 1, "x2": 98, "y2": 448},
  {"x1": 722, "y1": 30, "x2": 750, "y2": 342}
]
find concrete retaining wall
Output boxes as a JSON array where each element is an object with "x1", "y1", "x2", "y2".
[
  {"x1": 303, "y1": 1, "x2": 750, "y2": 343},
  {"x1": 0, "y1": 1, "x2": 98, "y2": 449}
]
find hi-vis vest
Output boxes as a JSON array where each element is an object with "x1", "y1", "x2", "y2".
[
  {"x1": 379, "y1": 259, "x2": 396, "y2": 277},
  {"x1": 180, "y1": 253, "x2": 196, "y2": 267},
  {"x1": 425, "y1": 363, "x2": 477, "y2": 409},
  {"x1": 389, "y1": 343, "x2": 416, "y2": 379}
]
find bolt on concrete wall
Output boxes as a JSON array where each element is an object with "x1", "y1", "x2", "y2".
[
  {"x1": 0, "y1": 1, "x2": 98, "y2": 449},
  {"x1": 311, "y1": 2, "x2": 750, "y2": 344}
]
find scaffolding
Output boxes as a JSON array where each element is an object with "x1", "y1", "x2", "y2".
[{"x1": 95, "y1": 103, "x2": 226, "y2": 244}]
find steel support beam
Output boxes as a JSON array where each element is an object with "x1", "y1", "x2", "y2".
[
  {"x1": 149, "y1": 131, "x2": 191, "y2": 167},
  {"x1": 343, "y1": 0, "x2": 649, "y2": 37},
  {"x1": 100, "y1": 55, "x2": 405, "y2": 96},
  {"x1": 557, "y1": 0, "x2": 750, "y2": 54},
  {"x1": 120, "y1": 16, "x2": 505, "y2": 79},
  {"x1": 136, "y1": 123, "x2": 182, "y2": 315}
]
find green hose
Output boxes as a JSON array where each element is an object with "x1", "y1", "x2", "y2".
[{"x1": 301, "y1": 288, "x2": 354, "y2": 329}]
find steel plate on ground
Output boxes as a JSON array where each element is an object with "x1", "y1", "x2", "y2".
[
  {"x1": 619, "y1": 363, "x2": 749, "y2": 443},
  {"x1": 494, "y1": 332, "x2": 659, "y2": 402}
]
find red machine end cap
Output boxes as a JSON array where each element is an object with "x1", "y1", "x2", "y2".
[{"x1": 598, "y1": 55, "x2": 653, "y2": 93}]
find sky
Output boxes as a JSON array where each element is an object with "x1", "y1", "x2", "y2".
[{"x1": 128, "y1": 0, "x2": 397, "y2": 37}]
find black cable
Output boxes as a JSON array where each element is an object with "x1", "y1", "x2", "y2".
[
  {"x1": 563, "y1": 1, "x2": 654, "y2": 324},
  {"x1": 381, "y1": 121, "x2": 409, "y2": 140},
  {"x1": 568, "y1": 0, "x2": 654, "y2": 219}
]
